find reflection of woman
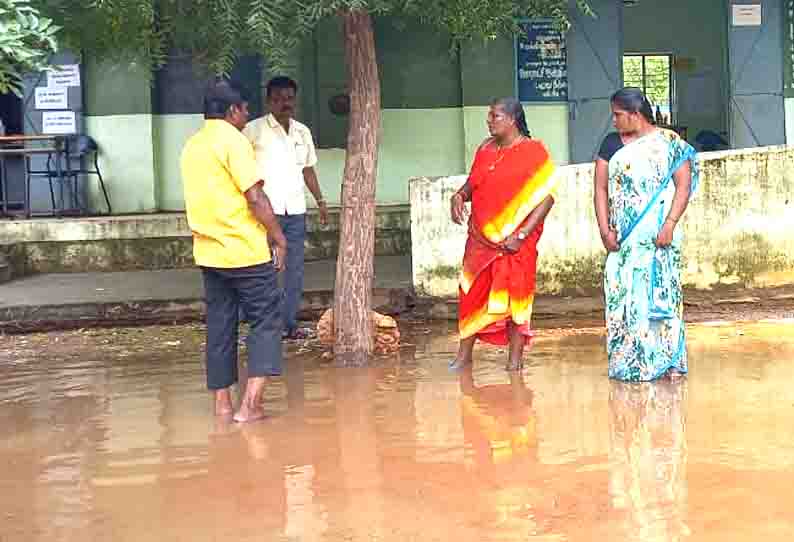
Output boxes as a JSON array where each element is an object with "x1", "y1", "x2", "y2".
[
  {"x1": 594, "y1": 88, "x2": 699, "y2": 382},
  {"x1": 459, "y1": 365, "x2": 536, "y2": 470},
  {"x1": 450, "y1": 98, "x2": 557, "y2": 372},
  {"x1": 609, "y1": 379, "x2": 689, "y2": 541}
]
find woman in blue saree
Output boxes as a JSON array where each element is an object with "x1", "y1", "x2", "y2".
[{"x1": 594, "y1": 88, "x2": 699, "y2": 382}]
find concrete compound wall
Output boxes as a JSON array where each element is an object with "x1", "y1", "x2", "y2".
[{"x1": 410, "y1": 145, "x2": 794, "y2": 297}]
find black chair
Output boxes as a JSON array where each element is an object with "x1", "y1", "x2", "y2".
[
  {"x1": 694, "y1": 130, "x2": 730, "y2": 152},
  {"x1": 59, "y1": 135, "x2": 112, "y2": 214}
]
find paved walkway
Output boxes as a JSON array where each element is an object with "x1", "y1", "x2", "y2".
[
  {"x1": 3, "y1": 253, "x2": 794, "y2": 333},
  {"x1": 0, "y1": 256, "x2": 414, "y2": 332}
]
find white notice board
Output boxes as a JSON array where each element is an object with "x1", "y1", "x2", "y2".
[
  {"x1": 47, "y1": 64, "x2": 81, "y2": 88},
  {"x1": 42, "y1": 111, "x2": 77, "y2": 134},
  {"x1": 35, "y1": 87, "x2": 68, "y2": 110},
  {"x1": 732, "y1": 4, "x2": 762, "y2": 26}
]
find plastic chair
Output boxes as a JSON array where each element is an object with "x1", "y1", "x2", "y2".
[{"x1": 67, "y1": 135, "x2": 111, "y2": 213}]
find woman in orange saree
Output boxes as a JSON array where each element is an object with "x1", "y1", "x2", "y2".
[{"x1": 450, "y1": 98, "x2": 558, "y2": 372}]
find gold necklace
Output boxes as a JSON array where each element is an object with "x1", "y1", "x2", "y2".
[{"x1": 488, "y1": 136, "x2": 524, "y2": 172}]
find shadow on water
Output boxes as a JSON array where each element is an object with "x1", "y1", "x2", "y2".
[{"x1": 2, "y1": 321, "x2": 794, "y2": 540}]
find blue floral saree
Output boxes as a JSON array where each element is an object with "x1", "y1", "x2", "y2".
[{"x1": 605, "y1": 129, "x2": 699, "y2": 382}]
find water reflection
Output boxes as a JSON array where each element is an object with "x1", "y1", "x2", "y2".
[
  {"x1": 5, "y1": 322, "x2": 794, "y2": 541},
  {"x1": 460, "y1": 365, "x2": 536, "y2": 473},
  {"x1": 609, "y1": 379, "x2": 689, "y2": 541}
]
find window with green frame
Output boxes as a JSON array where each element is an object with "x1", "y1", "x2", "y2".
[{"x1": 623, "y1": 54, "x2": 673, "y2": 124}]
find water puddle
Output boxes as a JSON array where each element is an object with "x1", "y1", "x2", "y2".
[{"x1": 2, "y1": 321, "x2": 794, "y2": 540}]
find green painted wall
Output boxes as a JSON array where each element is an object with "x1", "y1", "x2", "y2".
[
  {"x1": 463, "y1": 105, "x2": 570, "y2": 169},
  {"x1": 83, "y1": 57, "x2": 158, "y2": 213},
  {"x1": 153, "y1": 114, "x2": 204, "y2": 211},
  {"x1": 623, "y1": 0, "x2": 729, "y2": 141},
  {"x1": 311, "y1": 16, "x2": 465, "y2": 149},
  {"x1": 84, "y1": 59, "x2": 152, "y2": 116},
  {"x1": 84, "y1": 115, "x2": 157, "y2": 213},
  {"x1": 459, "y1": 35, "x2": 572, "y2": 167},
  {"x1": 79, "y1": 19, "x2": 573, "y2": 212},
  {"x1": 375, "y1": 18, "x2": 463, "y2": 108},
  {"x1": 460, "y1": 38, "x2": 515, "y2": 107},
  {"x1": 149, "y1": 108, "x2": 464, "y2": 210}
]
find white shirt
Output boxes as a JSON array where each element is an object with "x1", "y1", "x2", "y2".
[{"x1": 243, "y1": 114, "x2": 318, "y2": 215}]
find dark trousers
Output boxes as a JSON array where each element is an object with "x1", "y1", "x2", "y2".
[
  {"x1": 277, "y1": 214, "x2": 306, "y2": 333},
  {"x1": 201, "y1": 263, "x2": 283, "y2": 390}
]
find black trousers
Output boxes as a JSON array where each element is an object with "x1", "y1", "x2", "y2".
[{"x1": 201, "y1": 263, "x2": 283, "y2": 390}]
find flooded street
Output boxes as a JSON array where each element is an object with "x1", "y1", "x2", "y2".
[{"x1": 2, "y1": 320, "x2": 794, "y2": 541}]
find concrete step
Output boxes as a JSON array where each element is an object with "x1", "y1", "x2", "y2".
[
  {"x1": 0, "y1": 208, "x2": 410, "y2": 275},
  {"x1": 0, "y1": 256, "x2": 10, "y2": 285}
]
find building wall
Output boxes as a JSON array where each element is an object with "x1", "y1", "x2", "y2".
[
  {"x1": 306, "y1": 19, "x2": 570, "y2": 207},
  {"x1": 410, "y1": 145, "x2": 794, "y2": 297},
  {"x1": 83, "y1": 59, "x2": 158, "y2": 214},
  {"x1": 623, "y1": 0, "x2": 729, "y2": 142},
  {"x1": 77, "y1": 2, "x2": 788, "y2": 213}
]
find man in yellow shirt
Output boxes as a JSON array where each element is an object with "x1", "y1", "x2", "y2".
[{"x1": 182, "y1": 79, "x2": 287, "y2": 423}]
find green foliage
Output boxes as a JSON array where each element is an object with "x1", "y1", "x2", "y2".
[
  {"x1": 0, "y1": 0, "x2": 59, "y2": 95},
  {"x1": 33, "y1": 0, "x2": 591, "y2": 78}
]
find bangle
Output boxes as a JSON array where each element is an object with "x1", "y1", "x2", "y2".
[{"x1": 317, "y1": 198, "x2": 325, "y2": 204}]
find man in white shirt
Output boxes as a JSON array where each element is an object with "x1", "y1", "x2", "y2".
[{"x1": 244, "y1": 76, "x2": 328, "y2": 340}]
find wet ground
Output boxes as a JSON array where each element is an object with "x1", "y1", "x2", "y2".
[{"x1": 3, "y1": 319, "x2": 794, "y2": 541}]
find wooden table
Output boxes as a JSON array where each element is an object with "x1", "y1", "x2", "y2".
[{"x1": 0, "y1": 135, "x2": 73, "y2": 218}]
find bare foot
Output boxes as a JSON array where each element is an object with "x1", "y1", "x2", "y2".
[
  {"x1": 214, "y1": 389, "x2": 234, "y2": 416},
  {"x1": 667, "y1": 369, "x2": 686, "y2": 380},
  {"x1": 233, "y1": 406, "x2": 267, "y2": 424}
]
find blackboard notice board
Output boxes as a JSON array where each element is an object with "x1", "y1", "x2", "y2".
[{"x1": 516, "y1": 20, "x2": 568, "y2": 102}]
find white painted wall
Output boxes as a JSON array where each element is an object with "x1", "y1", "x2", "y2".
[{"x1": 410, "y1": 145, "x2": 794, "y2": 297}]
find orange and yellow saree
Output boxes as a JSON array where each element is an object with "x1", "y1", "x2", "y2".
[{"x1": 459, "y1": 139, "x2": 557, "y2": 346}]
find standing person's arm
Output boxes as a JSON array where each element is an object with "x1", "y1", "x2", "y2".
[
  {"x1": 451, "y1": 181, "x2": 472, "y2": 225},
  {"x1": 302, "y1": 167, "x2": 328, "y2": 225},
  {"x1": 655, "y1": 160, "x2": 692, "y2": 248},
  {"x1": 229, "y1": 132, "x2": 287, "y2": 270},
  {"x1": 594, "y1": 158, "x2": 619, "y2": 252},
  {"x1": 246, "y1": 183, "x2": 287, "y2": 270},
  {"x1": 452, "y1": 139, "x2": 491, "y2": 225},
  {"x1": 300, "y1": 126, "x2": 327, "y2": 225}
]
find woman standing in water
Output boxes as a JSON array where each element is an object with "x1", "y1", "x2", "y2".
[
  {"x1": 594, "y1": 88, "x2": 699, "y2": 382},
  {"x1": 450, "y1": 97, "x2": 557, "y2": 371}
]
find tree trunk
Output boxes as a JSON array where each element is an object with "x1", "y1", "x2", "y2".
[{"x1": 333, "y1": 10, "x2": 380, "y2": 366}]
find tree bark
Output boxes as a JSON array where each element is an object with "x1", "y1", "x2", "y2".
[{"x1": 333, "y1": 10, "x2": 380, "y2": 366}]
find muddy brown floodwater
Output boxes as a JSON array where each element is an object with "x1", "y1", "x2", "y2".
[{"x1": 2, "y1": 320, "x2": 794, "y2": 541}]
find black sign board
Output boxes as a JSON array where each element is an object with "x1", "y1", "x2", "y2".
[
  {"x1": 785, "y1": 0, "x2": 794, "y2": 98},
  {"x1": 516, "y1": 20, "x2": 568, "y2": 102}
]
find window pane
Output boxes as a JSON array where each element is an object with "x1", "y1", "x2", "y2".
[
  {"x1": 644, "y1": 55, "x2": 671, "y2": 111},
  {"x1": 622, "y1": 54, "x2": 673, "y2": 122},
  {"x1": 623, "y1": 56, "x2": 643, "y2": 88}
]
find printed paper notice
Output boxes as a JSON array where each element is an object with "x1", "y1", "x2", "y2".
[
  {"x1": 35, "y1": 87, "x2": 68, "y2": 110},
  {"x1": 42, "y1": 111, "x2": 77, "y2": 135},
  {"x1": 732, "y1": 4, "x2": 762, "y2": 26},
  {"x1": 47, "y1": 64, "x2": 81, "y2": 87}
]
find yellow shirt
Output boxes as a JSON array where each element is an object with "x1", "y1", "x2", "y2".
[{"x1": 181, "y1": 119, "x2": 271, "y2": 268}]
